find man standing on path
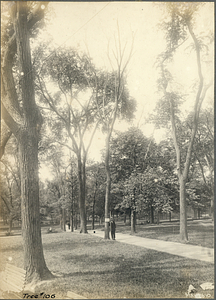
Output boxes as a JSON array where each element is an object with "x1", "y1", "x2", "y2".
[{"x1": 110, "y1": 218, "x2": 116, "y2": 240}]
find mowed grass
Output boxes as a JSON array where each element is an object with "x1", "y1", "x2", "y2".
[{"x1": 0, "y1": 231, "x2": 214, "y2": 299}]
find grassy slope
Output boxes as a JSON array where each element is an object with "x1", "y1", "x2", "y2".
[{"x1": 0, "y1": 231, "x2": 214, "y2": 299}]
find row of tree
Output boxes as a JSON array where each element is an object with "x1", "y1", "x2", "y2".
[
  {"x1": 1, "y1": 119, "x2": 213, "y2": 235},
  {"x1": 38, "y1": 118, "x2": 214, "y2": 233}
]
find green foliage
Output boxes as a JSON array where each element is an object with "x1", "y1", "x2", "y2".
[
  {"x1": 107, "y1": 127, "x2": 179, "y2": 217},
  {"x1": 163, "y1": 11, "x2": 187, "y2": 50},
  {"x1": 110, "y1": 127, "x2": 157, "y2": 182},
  {"x1": 153, "y1": 3, "x2": 212, "y2": 133},
  {"x1": 157, "y1": 139, "x2": 176, "y2": 174},
  {"x1": 94, "y1": 70, "x2": 136, "y2": 130},
  {"x1": 121, "y1": 167, "x2": 176, "y2": 214},
  {"x1": 150, "y1": 92, "x2": 184, "y2": 129},
  {"x1": 119, "y1": 92, "x2": 136, "y2": 122},
  {"x1": 42, "y1": 49, "x2": 94, "y2": 92},
  {"x1": 161, "y1": 3, "x2": 202, "y2": 51}
]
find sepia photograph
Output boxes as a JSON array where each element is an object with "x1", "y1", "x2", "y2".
[{"x1": 0, "y1": 1, "x2": 214, "y2": 299}]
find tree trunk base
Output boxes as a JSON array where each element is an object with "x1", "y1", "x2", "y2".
[
  {"x1": 26, "y1": 269, "x2": 55, "y2": 286},
  {"x1": 104, "y1": 222, "x2": 110, "y2": 239},
  {"x1": 104, "y1": 233, "x2": 110, "y2": 239}
]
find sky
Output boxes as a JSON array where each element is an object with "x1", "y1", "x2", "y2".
[{"x1": 38, "y1": 1, "x2": 214, "y2": 180}]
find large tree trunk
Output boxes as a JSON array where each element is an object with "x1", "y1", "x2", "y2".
[
  {"x1": 14, "y1": 2, "x2": 53, "y2": 283},
  {"x1": 77, "y1": 158, "x2": 87, "y2": 233},
  {"x1": 104, "y1": 135, "x2": 111, "y2": 239},
  {"x1": 19, "y1": 130, "x2": 52, "y2": 283},
  {"x1": 179, "y1": 177, "x2": 188, "y2": 241},
  {"x1": 210, "y1": 184, "x2": 214, "y2": 221}
]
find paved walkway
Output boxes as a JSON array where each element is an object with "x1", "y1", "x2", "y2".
[{"x1": 89, "y1": 230, "x2": 214, "y2": 264}]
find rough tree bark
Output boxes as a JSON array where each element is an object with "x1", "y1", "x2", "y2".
[
  {"x1": 15, "y1": 2, "x2": 53, "y2": 283},
  {"x1": 2, "y1": 2, "x2": 53, "y2": 283}
]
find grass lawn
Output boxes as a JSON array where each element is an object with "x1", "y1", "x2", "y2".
[{"x1": 0, "y1": 231, "x2": 214, "y2": 299}]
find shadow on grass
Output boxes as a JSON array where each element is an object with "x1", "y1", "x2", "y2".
[
  {"x1": 53, "y1": 253, "x2": 214, "y2": 298},
  {"x1": 63, "y1": 254, "x2": 120, "y2": 264}
]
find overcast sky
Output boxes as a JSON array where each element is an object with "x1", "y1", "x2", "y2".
[{"x1": 38, "y1": 1, "x2": 214, "y2": 179}]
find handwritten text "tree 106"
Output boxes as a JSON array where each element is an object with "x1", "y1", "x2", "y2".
[{"x1": 23, "y1": 293, "x2": 55, "y2": 298}]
